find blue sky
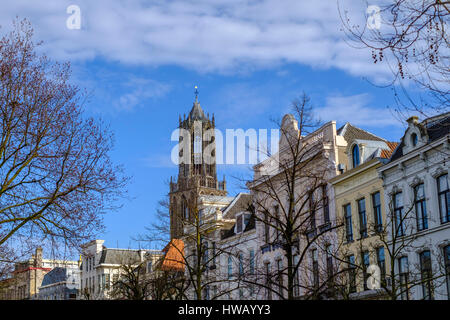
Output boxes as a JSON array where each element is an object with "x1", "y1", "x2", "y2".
[{"x1": 1, "y1": 0, "x2": 414, "y2": 250}]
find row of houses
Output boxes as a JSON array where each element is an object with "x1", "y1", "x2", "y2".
[
  {"x1": 167, "y1": 95, "x2": 449, "y2": 300},
  {"x1": 0, "y1": 95, "x2": 448, "y2": 300},
  {"x1": 0, "y1": 243, "x2": 165, "y2": 300}
]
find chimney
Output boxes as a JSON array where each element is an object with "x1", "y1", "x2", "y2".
[{"x1": 35, "y1": 247, "x2": 43, "y2": 268}]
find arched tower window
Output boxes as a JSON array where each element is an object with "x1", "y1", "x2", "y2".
[
  {"x1": 352, "y1": 144, "x2": 360, "y2": 168},
  {"x1": 194, "y1": 135, "x2": 202, "y2": 154},
  {"x1": 181, "y1": 196, "x2": 189, "y2": 220}
]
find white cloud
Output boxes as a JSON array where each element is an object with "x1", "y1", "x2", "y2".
[
  {"x1": 0, "y1": 0, "x2": 393, "y2": 79},
  {"x1": 316, "y1": 93, "x2": 401, "y2": 127},
  {"x1": 113, "y1": 77, "x2": 171, "y2": 112}
]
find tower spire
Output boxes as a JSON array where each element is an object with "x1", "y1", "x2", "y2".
[{"x1": 194, "y1": 85, "x2": 199, "y2": 103}]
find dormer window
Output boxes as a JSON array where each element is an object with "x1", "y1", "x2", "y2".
[
  {"x1": 352, "y1": 144, "x2": 360, "y2": 168},
  {"x1": 411, "y1": 133, "x2": 418, "y2": 147},
  {"x1": 235, "y1": 213, "x2": 251, "y2": 234}
]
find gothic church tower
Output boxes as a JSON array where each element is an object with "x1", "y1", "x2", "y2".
[{"x1": 169, "y1": 89, "x2": 227, "y2": 239}]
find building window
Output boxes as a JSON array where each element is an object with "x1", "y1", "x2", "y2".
[
  {"x1": 273, "y1": 205, "x2": 282, "y2": 240},
  {"x1": 419, "y1": 250, "x2": 433, "y2": 300},
  {"x1": 414, "y1": 183, "x2": 428, "y2": 231},
  {"x1": 194, "y1": 134, "x2": 202, "y2": 154},
  {"x1": 293, "y1": 254, "x2": 300, "y2": 297},
  {"x1": 376, "y1": 247, "x2": 386, "y2": 285},
  {"x1": 325, "y1": 245, "x2": 334, "y2": 295},
  {"x1": 239, "y1": 253, "x2": 244, "y2": 276},
  {"x1": 203, "y1": 286, "x2": 210, "y2": 300},
  {"x1": 105, "y1": 273, "x2": 110, "y2": 290},
  {"x1": 352, "y1": 144, "x2": 360, "y2": 168},
  {"x1": 444, "y1": 245, "x2": 450, "y2": 300},
  {"x1": 322, "y1": 184, "x2": 330, "y2": 224},
  {"x1": 112, "y1": 274, "x2": 119, "y2": 288},
  {"x1": 311, "y1": 249, "x2": 319, "y2": 290},
  {"x1": 249, "y1": 249, "x2": 255, "y2": 275},
  {"x1": 264, "y1": 210, "x2": 270, "y2": 244},
  {"x1": 309, "y1": 192, "x2": 316, "y2": 230},
  {"x1": 277, "y1": 259, "x2": 283, "y2": 297},
  {"x1": 362, "y1": 251, "x2": 370, "y2": 290},
  {"x1": 236, "y1": 213, "x2": 251, "y2": 234},
  {"x1": 398, "y1": 256, "x2": 409, "y2": 300},
  {"x1": 344, "y1": 204, "x2": 353, "y2": 242},
  {"x1": 411, "y1": 133, "x2": 418, "y2": 146},
  {"x1": 393, "y1": 192, "x2": 405, "y2": 237},
  {"x1": 182, "y1": 197, "x2": 189, "y2": 220},
  {"x1": 101, "y1": 274, "x2": 106, "y2": 290},
  {"x1": 249, "y1": 284, "x2": 255, "y2": 297},
  {"x1": 201, "y1": 239, "x2": 209, "y2": 269},
  {"x1": 372, "y1": 192, "x2": 383, "y2": 233},
  {"x1": 212, "y1": 242, "x2": 216, "y2": 267},
  {"x1": 347, "y1": 255, "x2": 356, "y2": 293},
  {"x1": 227, "y1": 255, "x2": 233, "y2": 279},
  {"x1": 236, "y1": 214, "x2": 243, "y2": 233},
  {"x1": 437, "y1": 174, "x2": 449, "y2": 224},
  {"x1": 212, "y1": 286, "x2": 217, "y2": 299},
  {"x1": 358, "y1": 198, "x2": 367, "y2": 238},
  {"x1": 265, "y1": 262, "x2": 272, "y2": 299},
  {"x1": 147, "y1": 261, "x2": 153, "y2": 273}
]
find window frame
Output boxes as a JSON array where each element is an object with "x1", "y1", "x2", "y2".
[
  {"x1": 352, "y1": 144, "x2": 360, "y2": 168},
  {"x1": 372, "y1": 192, "x2": 383, "y2": 233},
  {"x1": 419, "y1": 250, "x2": 433, "y2": 300},
  {"x1": 398, "y1": 256, "x2": 409, "y2": 300},
  {"x1": 347, "y1": 254, "x2": 356, "y2": 293},
  {"x1": 414, "y1": 183, "x2": 428, "y2": 231},
  {"x1": 362, "y1": 251, "x2": 370, "y2": 290},
  {"x1": 357, "y1": 198, "x2": 368, "y2": 238},
  {"x1": 393, "y1": 192, "x2": 405, "y2": 237},
  {"x1": 437, "y1": 174, "x2": 449, "y2": 224},
  {"x1": 344, "y1": 203, "x2": 353, "y2": 242},
  {"x1": 444, "y1": 245, "x2": 450, "y2": 300}
]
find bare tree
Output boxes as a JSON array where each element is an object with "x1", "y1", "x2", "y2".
[
  {"x1": 369, "y1": 191, "x2": 447, "y2": 300},
  {"x1": 245, "y1": 94, "x2": 344, "y2": 300},
  {"x1": 137, "y1": 193, "x2": 251, "y2": 300},
  {"x1": 0, "y1": 19, "x2": 128, "y2": 256},
  {"x1": 109, "y1": 261, "x2": 153, "y2": 300},
  {"x1": 339, "y1": 0, "x2": 449, "y2": 118}
]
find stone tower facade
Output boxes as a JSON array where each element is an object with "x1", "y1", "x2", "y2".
[{"x1": 169, "y1": 92, "x2": 227, "y2": 239}]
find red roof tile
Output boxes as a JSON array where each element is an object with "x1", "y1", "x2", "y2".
[{"x1": 380, "y1": 142, "x2": 398, "y2": 159}]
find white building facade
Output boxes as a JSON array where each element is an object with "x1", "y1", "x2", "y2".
[
  {"x1": 80, "y1": 240, "x2": 162, "y2": 299},
  {"x1": 379, "y1": 114, "x2": 450, "y2": 300}
]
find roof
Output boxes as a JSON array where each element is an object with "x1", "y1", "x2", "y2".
[
  {"x1": 338, "y1": 122, "x2": 386, "y2": 142},
  {"x1": 222, "y1": 193, "x2": 253, "y2": 219},
  {"x1": 98, "y1": 249, "x2": 142, "y2": 265},
  {"x1": 199, "y1": 195, "x2": 234, "y2": 205},
  {"x1": 390, "y1": 113, "x2": 450, "y2": 161},
  {"x1": 160, "y1": 239, "x2": 185, "y2": 272},
  {"x1": 188, "y1": 100, "x2": 208, "y2": 121},
  {"x1": 221, "y1": 213, "x2": 256, "y2": 240},
  {"x1": 380, "y1": 142, "x2": 399, "y2": 159},
  {"x1": 41, "y1": 267, "x2": 68, "y2": 287}
]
